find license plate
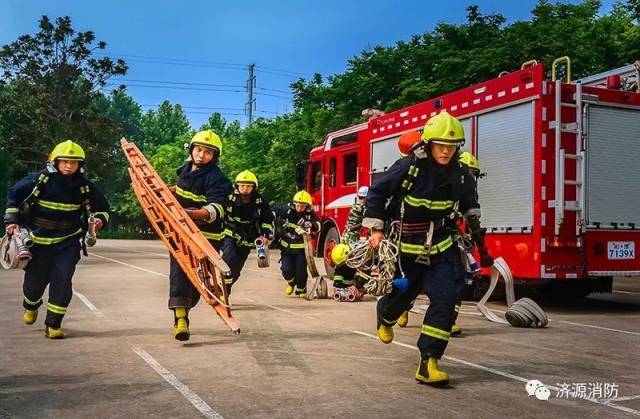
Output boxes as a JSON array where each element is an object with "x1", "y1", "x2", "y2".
[{"x1": 607, "y1": 241, "x2": 635, "y2": 260}]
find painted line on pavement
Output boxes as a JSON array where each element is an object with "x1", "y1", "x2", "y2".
[
  {"x1": 613, "y1": 290, "x2": 640, "y2": 296},
  {"x1": 89, "y1": 252, "x2": 168, "y2": 278},
  {"x1": 351, "y1": 330, "x2": 640, "y2": 416},
  {"x1": 556, "y1": 320, "x2": 640, "y2": 337},
  {"x1": 100, "y1": 245, "x2": 168, "y2": 258},
  {"x1": 72, "y1": 289, "x2": 106, "y2": 319},
  {"x1": 604, "y1": 394, "x2": 640, "y2": 403},
  {"x1": 131, "y1": 344, "x2": 223, "y2": 419}
]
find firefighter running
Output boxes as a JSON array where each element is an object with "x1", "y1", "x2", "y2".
[
  {"x1": 3, "y1": 140, "x2": 110, "y2": 339},
  {"x1": 397, "y1": 150, "x2": 483, "y2": 336},
  {"x1": 275, "y1": 191, "x2": 321, "y2": 297},
  {"x1": 363, "y1": 111, "x2": 494, "y2": 386},
  {"x1": 169, "y1": 130, "x2": 232, "y2": 341},
  {"x1": 222, "y1": 170, "x2": 274, "y2": 295}
]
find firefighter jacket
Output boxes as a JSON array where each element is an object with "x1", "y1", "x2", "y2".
[
  {"x1": 342, "y1": 202, "x2": 365, "y2": 244},
  {"x1": 174, "y1": 161, "x2": 232, "y2": 242},
  {"x1": 274, "y1": 205, "x2": 321, "y2": 253},
  {"x1": 223, "y1": 190, "x2": 274, "y2": 247},
  {"x1": 363, "y1": 155, "x2": 480, "y2": 258},
  {"x1": 4, "y1": 167, "x2": 110, "y2": 246}
]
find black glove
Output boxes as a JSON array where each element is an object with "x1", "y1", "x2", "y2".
[
  {"x1": 467, "y1": 215, "x2": 486, "y2": 247},
  {"x1": 479, "y1": 246, "x2": 494, "y2": 268}
]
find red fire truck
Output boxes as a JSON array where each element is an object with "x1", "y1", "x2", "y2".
[{"x1": 303, "y1": 58, "x2": 640, "y2": 295}]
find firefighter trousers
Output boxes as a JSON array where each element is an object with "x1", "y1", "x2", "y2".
[
  {"x1": 22, "y1": 239, "x2": 81, "y2": 328},
  {"x1": 221, "y1": 238, "x2": 251, "y2": 294},
  {"x1": 168, "y1": 239, "x2": 222, "y2": 310},
  {"x1": 280, "y1": 251, "x2": 308, "y2": 293},
  {"x1": 333, "y1": 264, "x2": 356, "y2": 288},
  {"x1": 377, "y1": 246, "x2": 463, "y2": 359}
]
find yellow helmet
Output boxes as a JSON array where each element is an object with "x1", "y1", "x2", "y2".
[
  {"x1": 50, "y1": 140, "x2": 85, "y2": 161},
  {"x1": 421, "y1": 111, "x2": 465, "y2": 146},
  {"x1": 190, "y1": 130, "x2": 222, "y2": 155},
  {"x1": 331, "y1": 243, "x2": 350, "y2": 265},
  {"x1": 235, "y1": 170, "x2": 258, "y2": 188},
  {"x1": 293, "y1": 190, "x2": 313, "y2": 206},
  {"x1": 459, "y1": 151, "x2": 480, "y2": 171}
]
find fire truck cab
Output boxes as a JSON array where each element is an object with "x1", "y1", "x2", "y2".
[{"x1": 305, "y1": 58, "x2": 640, "y2": 295}]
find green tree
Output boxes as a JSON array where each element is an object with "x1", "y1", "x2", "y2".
[
  {"x1": 0, "y1": 15, "x2": 127, "y2": 178},
  {"x1": 140, "y1": 101, "x2": 191, "y2": 152}
]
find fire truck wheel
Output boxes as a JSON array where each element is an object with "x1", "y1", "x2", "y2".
[{"x1": 322, "y1": 226, "x2": 340, "y2": 278}]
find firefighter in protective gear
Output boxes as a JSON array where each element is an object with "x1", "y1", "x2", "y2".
[
  {"x1": 363, "y1": 111, "x2": 493, "y2": 386},
  {"x1": 451, "y1": 151, "x2": 482, "y2": 336},
  {"x1": 169, "y1": 130, "x2": 232, "y2": 341},
  {"x1": 342, "y1": 186, "x2": 368, "y2": 244},
  {"x1": 399, "y1": 152, "x2": 482, "y2": 334},
  {"x1": 274, "y1": 190, "x2": 321, "y2": 296},
  {"x1": 4, "y1": 140, "x2": 109, "y2": 339},
  {"x1": 459, "y1": 152, "x2": 480, "y2": 177},
  {"x1": 221, "y1": 170, "x2": 274, "y2": 295},
  {"x1": 398, "y1": 130, "x2": 422, "y2": 157},
  {"x1": 331, "y1": 243, "x2": 364, "y2": 302}
]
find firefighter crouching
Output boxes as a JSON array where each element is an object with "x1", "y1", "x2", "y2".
[
  {"x1": 363, "y1": 111, "x2": 493, "y2": 386},
  {"x1": 170, "y1": 130, "x2": 232, "y2": 341},
  {"x1": 275, "y1": 191, "x2": 321, "y2": 297},
  {"x1": 331, "y1": 243, "x2": 365, "y2": 302},
  {"x1": 222, "y1": 170, "x2": 274, "y2": 295},
  {"x1": 3, "y1": 140, "x2": 109, "y2": 339}
]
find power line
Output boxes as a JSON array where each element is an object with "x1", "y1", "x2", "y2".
[
  {"x1": 98, "y1": 53, "x2": 310, "y2": 78},
  {"x1": 256, "y1": 65, "x2": 311, "y2": 77},
  {"x1": 140, "y1": 103, "x2": 279, "y2": 115},
  {"x1": 114, "y1": 57, "x2": 247, "y2": 71},
  {"x1": 113, "y1": 78, "x2": 244, "y2": 88},
  {"x1": 96, "y1": 52, "x2": 246, "y2": 69},
  {"x1": 113, "y1": 78, "x2": 290, "y2": 95},
  {"x1": 255, "y1": 68, "x2": 306, "y2": 79},
  {"x1": 107, "y1": 83, "x2": 244, "y2": 93},
  {"x1": 255, "y1": 86, "x2": 291, "y2": 95},
  {"x1": 254, "y1": 91, "x2": 292, "y2": 100}
]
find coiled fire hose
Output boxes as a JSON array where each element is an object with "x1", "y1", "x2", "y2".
[
  {"x1": 478, "y1": 257, "x2": 548, "y2": 327},
  {"x1": 1, "y1": 227, "x2": 33, "y2": 270}
]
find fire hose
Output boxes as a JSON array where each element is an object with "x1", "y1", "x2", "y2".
[
  {"x1": 479, "y1": 257, "x2": 548, "y2": 327},
  {"x1": 0, "y1": 227, "x2": 33, "y2": 270},
  {"x1": 85, "y1": 213, "x2": 97, "y2": 247},
  {"x1": 254, "y1": 237, "x2": 270, "y2": 268}
]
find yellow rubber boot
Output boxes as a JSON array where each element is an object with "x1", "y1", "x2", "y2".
[
  {"x1": 451, "y1": 323, "x2": 462, "y2": 337},
  {"x1": 377, "y1": 324, "x2": 394, "y2": 344},
  {"x1": 23, "y1": 309, "x2": 38, "y2": 325},
  {"x1": 45, "y1": 326, "x2": 65, "y2": 339},
  {"x1": 416, "y1": 356, "x2": 449, "y2": 386},
  {"x1": 173, "y1": 307, "x2": 190, "y2": 341},
  {"x1": 285, "y1": 285, "x2": 294, "y2": 295},
  {"x1": 397, "y1": 311, "x2": 409, "y2": 328}
]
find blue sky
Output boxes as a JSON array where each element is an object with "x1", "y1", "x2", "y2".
[{"x1": 0, "y1": 0, "x2": 616, "y2": 128}]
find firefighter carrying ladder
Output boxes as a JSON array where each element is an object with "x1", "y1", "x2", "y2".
[{"x1": 120, "y1": 138, "x2": 240, "y2": 334}]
